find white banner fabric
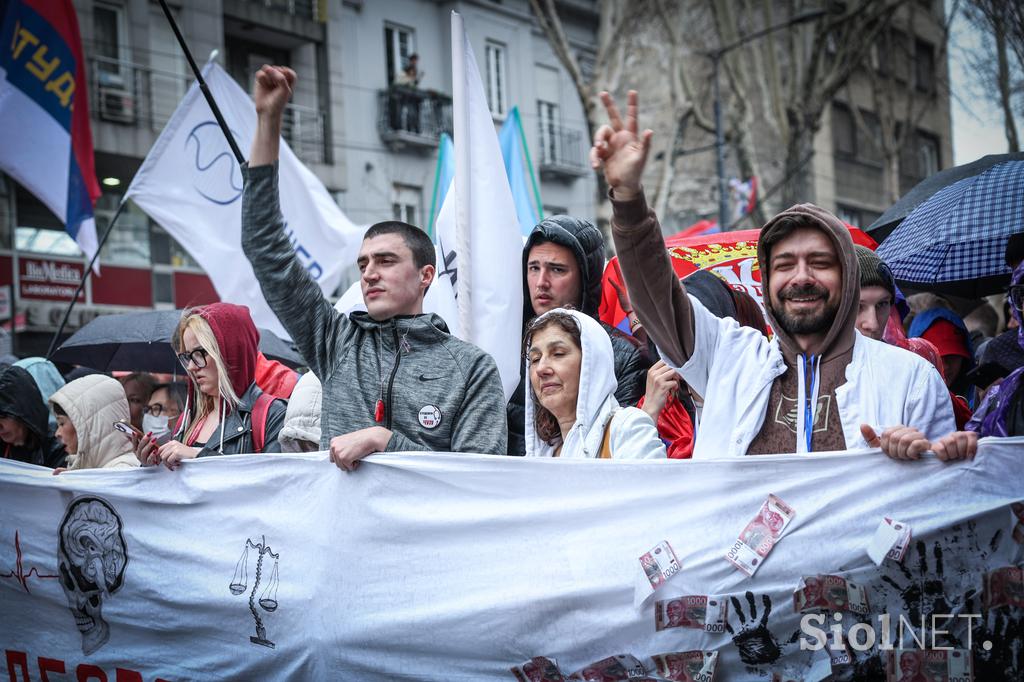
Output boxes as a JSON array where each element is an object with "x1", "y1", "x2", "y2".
[
  {"x1": 2, "y1": 439, "x2": 1023, "y2": 681},
  {"x1": 125, "y1": 62, "x2": 362, "y2": 339}
]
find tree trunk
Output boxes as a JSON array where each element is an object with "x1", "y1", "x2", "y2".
[
  {"x1": 885, "y1": 151, "x2": 901, "y2": 206},
  {"x1": 732, "y1": 125, "x2": 769, "y2": 226},
  {"x1": 995, "y1": 20, "x2": 1021, "y2": 152},
  {"x1": 780, "y1": 115, "x2": 816, "y2": 208}
]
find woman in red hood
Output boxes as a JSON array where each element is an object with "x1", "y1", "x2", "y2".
[{"x1": 135, "y1": 303, "x2": 287, "y2": 469}]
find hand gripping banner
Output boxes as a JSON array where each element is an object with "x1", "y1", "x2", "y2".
[{"x1": 2, "y1": 439, "x2": 1022, "y2": 680}]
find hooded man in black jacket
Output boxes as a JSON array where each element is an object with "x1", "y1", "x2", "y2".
[
  {"x1": 506, "y1": 215, "x2": 652, "y2": 456},
  {"x1": 0, "y1": 365, "x2": 66, "y2": 467}
]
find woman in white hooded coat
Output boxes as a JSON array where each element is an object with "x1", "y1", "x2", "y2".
[
  {"x1": 525, "y1": 308, "x2": 667, "y2": 459},
  {"x1": 50, "y1": 375, "x2": 139, "y2": 471}
]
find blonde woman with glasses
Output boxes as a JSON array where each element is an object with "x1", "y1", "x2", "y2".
[{"x1": 135, "y1": 303, "x2": 287, "y2": 469}]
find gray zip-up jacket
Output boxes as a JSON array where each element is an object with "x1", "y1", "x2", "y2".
[{"x1": 241, "y1": 163, "x2": 507, "y2": 455}]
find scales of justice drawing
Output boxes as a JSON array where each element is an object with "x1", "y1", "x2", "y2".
[{"x1": 229, "y1": 535, "x2": 280, "y2": 648}]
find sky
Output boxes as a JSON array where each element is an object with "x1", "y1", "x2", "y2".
[{"x1": 948, "y1": 2, "x2": 1015, "y2": 164}]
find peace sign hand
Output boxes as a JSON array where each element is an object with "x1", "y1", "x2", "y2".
[{"x1": 589, "y1": 90, "x2": 653, "y2": 201}]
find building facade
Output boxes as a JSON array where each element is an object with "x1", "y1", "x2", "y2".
[
  {"x1": 0, "y1": 0, "x2": 597, "y2": 356},
  {"x1": 0, "y1": 1, "x2": 952, "y2": 357}
]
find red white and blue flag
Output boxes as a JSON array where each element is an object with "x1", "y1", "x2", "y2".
[{"x1": 0, "y1": 0, "x2": 101, "y2": 264}]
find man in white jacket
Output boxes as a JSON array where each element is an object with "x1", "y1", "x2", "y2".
[{"x1": 591, "y1": 91, "x2": 955, "y2": 459}]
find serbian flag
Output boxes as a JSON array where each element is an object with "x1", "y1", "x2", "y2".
[
  {"x1": 599, "y1": 225, "x2": 878, "y2": 334},
  {"x1": 0, "y1": 0, "x2": 101, "y2": 265}
]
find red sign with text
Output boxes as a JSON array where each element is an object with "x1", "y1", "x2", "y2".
[{"x1": 18, "y1": 257, "x2": 84, "y2": 302}]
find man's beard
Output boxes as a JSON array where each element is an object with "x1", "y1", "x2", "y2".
[{"x1": 770, "y1": 283, "x2": 839, "y2": 336}]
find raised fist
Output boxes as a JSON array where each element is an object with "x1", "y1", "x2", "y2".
[{"x1": 253, "y1": 65, "x2": 296, "y2": 121}]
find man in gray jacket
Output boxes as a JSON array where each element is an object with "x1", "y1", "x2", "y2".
[{"x1": 242, "y1": 65, "x2": 507, "y2": 470}]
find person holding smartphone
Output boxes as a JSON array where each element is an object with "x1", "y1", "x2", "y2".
[
  {"x1": 135, "y1": 303, "x2": 287, "y2": 469},
  {"x1": 49, "y1": 374, "x2": 139, "y2": 472}
]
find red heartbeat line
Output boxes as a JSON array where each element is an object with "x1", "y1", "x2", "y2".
[{"x1": 0, "y1": 530, "x2": 58, "y2": 594}]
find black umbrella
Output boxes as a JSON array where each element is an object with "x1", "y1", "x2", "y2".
[
  {"x1": 51, "y1": 310, "x2": 305, "y2": 372},
  {"x1": 867, "y1": 152, "x2": 1024, "y2": 243}
]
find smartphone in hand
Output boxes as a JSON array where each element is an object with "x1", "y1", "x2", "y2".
[{"x1": 113, "y1": 419, "x2": 143, "y2": 438}]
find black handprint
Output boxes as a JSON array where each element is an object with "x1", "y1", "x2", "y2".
[
  {"x1": 959, "y1": 590, "x2": 1024, "y2": 679},
  {"x1": 843, "y1": 615, "x2": 886, "y2": 682},
  {"x1": 725, "y1": 591, "x2": 781, "y2": 665},
  {"x1": 880, "y1": 540, "x2": 953, "y2": 632}
]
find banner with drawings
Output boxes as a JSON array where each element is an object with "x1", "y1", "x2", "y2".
[{"x1": 1, "y1": 440, "x2": 1022, "y2": 681}]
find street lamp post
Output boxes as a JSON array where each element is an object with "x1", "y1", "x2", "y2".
[{"x1": 708, "y1": 9, "x2": 827, "y2": 229}]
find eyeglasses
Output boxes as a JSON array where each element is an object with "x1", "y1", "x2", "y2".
[
  {"x1": 1009, "y1": 285, "x2": 1024, "y2": 312},
  {"x1": 143, "y1": 403, "x2": 170, "y2": 417},
  {"x1": 176, "y1": 347, "x2": 209, "y2": 369}
]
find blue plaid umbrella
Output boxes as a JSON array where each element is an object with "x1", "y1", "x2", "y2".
[{"x1": 875, "y1": 156, "x2": 1024, "y2": 297}]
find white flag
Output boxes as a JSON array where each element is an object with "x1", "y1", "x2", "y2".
[
  {"x1": 434, "y1": 12, "x2": 524, "y2": 400},
  {"x1": 125, "y1": 62, "x2": 362, "y2": 339}
]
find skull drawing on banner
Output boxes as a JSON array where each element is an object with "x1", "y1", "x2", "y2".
[{"x1": 57, "y1": 497, "x2": 128, "y2": 655}]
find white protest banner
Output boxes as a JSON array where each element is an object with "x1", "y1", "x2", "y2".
[
  {"x1": 434, "y1": 12, "x2": 525, "y2": 400},
  {"x1": 2, "y1": 439, "x2": 1022, "y2": 680},
  {"x1": 126, "y1": 62, "x2": 362, "y2": 339}
]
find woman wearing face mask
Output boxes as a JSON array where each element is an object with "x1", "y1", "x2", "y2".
[
  {"x1": 525, "y1": 308, "x2": 667, "y2": 459},
  {"x1": 50, "y1": 374, "x2": 139, "y2": 472},
  {"x1": 142, "y1": 382, "x2": 187, "y2": 442},
  {"x1": 135, "y1": 304, "x2": 287, "y2": 469}
]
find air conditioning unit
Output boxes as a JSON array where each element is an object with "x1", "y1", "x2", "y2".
[{"x1": 96, "y1": 72, "x2": 136, "y2": 124}]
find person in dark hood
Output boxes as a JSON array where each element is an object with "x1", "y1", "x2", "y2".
[
  {"x1": 504, "y1": 215, "x2": 653, "y2": 455},
  {"x1": 594, "y1": 90, "x2": 954, "y2": 459},
  {"x1": 0, "y1": 365, "x2": 66, "y2": 467},
  {"x1": 134, "y1": 303, "x2": 287, "y2": 468},
  {"x1": 856, "y1": 246, "x2": 972, "y2": 428}
]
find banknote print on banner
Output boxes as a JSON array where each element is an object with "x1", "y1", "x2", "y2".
[{"x1": 1, "y1": 439, "x2": 1023, "y2": 680}]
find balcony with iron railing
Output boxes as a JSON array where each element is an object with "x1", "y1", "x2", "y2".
[
  {"x1": 230, "y1": 0, "x2": 323, "y2": 22},
  {"x1": 537, "y1": 122, "x2": 586, "y2": 180},
  {"x1": 88, "y1": 54, "x2": 327, "y2": 164},
  {"x1": 242, "y1": 0, "x2": 322, "y2": 21},
  {"x1": 377, "y1": 87, "x2": 453, "y2": 150}
]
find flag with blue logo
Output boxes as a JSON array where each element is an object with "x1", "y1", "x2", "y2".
[
  {"x1": 0, "y1": 0, "x2": 101, "y2": 265},
  {"x1": 125, "y1": 62, "x2": 363, "y2": 340}
]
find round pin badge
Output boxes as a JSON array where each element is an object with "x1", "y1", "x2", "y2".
[{"x1": 418, "y1": 405, "x2": 442, "y2": 429}]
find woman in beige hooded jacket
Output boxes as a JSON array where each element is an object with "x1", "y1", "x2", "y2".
[{"x1": 50, "y1": 375, "x2": 139, "y2": 471}]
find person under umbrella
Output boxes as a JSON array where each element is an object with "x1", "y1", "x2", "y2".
[
  {"x1": 119, "y1": 372, "x2": 155, "y2": 432},
  {"x1": 50, "y1": 375, "x2": 139, "y2": 472},
  {"x1": 909, "y1": 308, "x2": 975, "y2": 409},
  {"x1": 143, "y1": 382, "x2": 187, "y2": 443},
  {"x1": 931, "y1": 261, "x2": 1024, "y2": 458},
  {"x1": 0, "y1": 365, "x2": 66, "y2": 467},
  {"x1": 856, "y1": 246, "x2": 972, "y2": 429},
  {"x1": 967, "y1": 329, "x2": 1024, "y2": 403},
  {"x1": 135, "y1": 303, "x2": 287, "y2": 468},
  {"x1": 13, "y1": 357, "x2": 65, "y2": 430}
]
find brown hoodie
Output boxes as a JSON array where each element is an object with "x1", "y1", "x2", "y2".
[
  {"x1": 610, "y1": 192, "x2": 859, "y2": 454},
  {"x1": 746, "y1": 204, "x2": 859, "y2": 454}
]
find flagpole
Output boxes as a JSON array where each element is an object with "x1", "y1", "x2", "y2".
[
  {"x1": 157, "y1": 0, "x2": 246, "y2": 166},
  {"x1": 45, "y1": 200, "x2": 127, "y2": 360}
]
